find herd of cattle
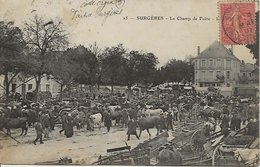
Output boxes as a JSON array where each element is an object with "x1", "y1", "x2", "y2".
[{"x1": 0, "y1": 99, "x2": 225, "y2": 138}]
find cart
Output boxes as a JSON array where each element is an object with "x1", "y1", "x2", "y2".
[
  {"x1": 155, "y1": 121, "x2": 225, "y2": 165},
  {"x1": 92, "y1": 144, "x2": 150, "y2": 165},
  {"x1": 212, "y1": 130, "x2": 258, "y2": 166}
]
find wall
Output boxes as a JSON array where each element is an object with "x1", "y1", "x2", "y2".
[
  {"x1": 194, "y1": 58, "x2": 240, "y2": 86},
  {"x1": 9, "y1": 75, "x2": 61, "y2": 98}
]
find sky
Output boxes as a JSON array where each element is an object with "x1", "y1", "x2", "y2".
[{"x1": 0, "y1": 0, "x2": 257, "y2": 66}]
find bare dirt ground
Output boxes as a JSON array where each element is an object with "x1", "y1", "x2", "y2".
[
  {"x1": 0, "y1": 123, "x2": 173, "y2": 165},
  {"x1": 1, "y1": 121, "x2": 245, "y2": 165}
]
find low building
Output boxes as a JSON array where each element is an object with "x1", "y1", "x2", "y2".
[
  {"x1": 0, "y1": 74, "x2": 61, "y2": 100},
  {"x1": 239, "y1": 61, "x2": 259, "y2": 84}
]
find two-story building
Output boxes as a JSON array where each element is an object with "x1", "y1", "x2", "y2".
[{"x1": 193, "y1": 41, "x2": 241, "y2": 96}]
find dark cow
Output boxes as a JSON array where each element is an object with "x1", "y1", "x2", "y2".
[
  {"x1": 137, "y1": 116, "x2": 162, "y2": 138},
  {"x1": 0, "y1": 117, "x2": 28, "y2": 136},
  {"x1": 198, "y1": 108, "x2": 221, "y2": 123},
  {"x1": 105, "y1": 106, "x2": 122, "y2": 126},
  {"x1": 21, "y1": 109, "x2": 37, "y2": 126}
]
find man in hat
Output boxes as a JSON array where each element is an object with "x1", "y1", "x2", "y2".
[
  {"x1": 33, "y1": 119, "x2": 44, "y2": 145},
  {"x1": 172, "y1": 103, "x2": 178, "y2": 121},
  {"x1": 166, "y1": 111, "x2": 174, "y2": 131},
  {"x1": 127, "y1": 117, "x2": 139, "y2": 141},
  {"x1": 40, "y1": 110, "x2": 51, "y2": 138},
  {"x1": 65, "y1": 113, "x2": 74, "y2": 137},
  {"x1": 59, "y1": 112, "x2": 67, "y2": 134},
  {"x1": 104, "y1": 111, "x2": 112, "y2": 132}
]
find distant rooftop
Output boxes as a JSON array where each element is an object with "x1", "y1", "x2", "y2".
[
  {"x1": 195, "y1": 41, "x2": 240, "y2": 61},
  {"x1": 241, "y1": 62, "x2": 258, "y2": 72}
]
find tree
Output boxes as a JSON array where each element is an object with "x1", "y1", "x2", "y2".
[
  {"x1": 49, "y1": 51, "x2": 75, "y2": 101},
  {"x1": 66, "y1": 45, "x2": 99, "y2": 98},
  {"x1": 101, "y1": 44, "x2": 126, "y2": 93},
  {"x1": 0, "y1": 21, "x2": 27, "y2": 103},
  {"x1": 121, "y1": 51, "x2": 158, "y2": 98},
  {"x1": 246, "y1": 11, "x2": 259, "y2": 65},
  {"x1": 162, "y1": 59, "x2": 193, "y2": 83},
  {"x1": 23, "y1": 15, "x2": 68, "y2": 102},
  {"x1": 89, "y1": 42, "x2": 103, "y2": 90}
]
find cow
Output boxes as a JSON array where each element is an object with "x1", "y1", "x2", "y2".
[
  {"x1": 0, "y1": 117, "x2": 28, "y2": 136},
  {"x1": 21, "y1": 109, "x2": 37, "y2": 126},
  {"x1": 89, "y1": 113, "x2": 102, "y2": 130},
  {"x1": 198, "y1": 108, "x2": 221, "y2": 123},
  {"x1": 145, "y1": 104, "x2": 153, "y2": 109},
  {"x1": 107, "y1": 106, "x2": 122, "y2": 125},
  {"x1": 142, "y1": 109, "x2": 163, "y2": 117},
  {"x1": 73, "y1": 114, "x2": 85, "y2": 130},
  {"x1": 137, "y1": 116, "x2": 162, "y2": 138}
]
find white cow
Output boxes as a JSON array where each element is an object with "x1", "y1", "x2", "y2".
[
  {"x1": 143, "y1": 109, "x2": 163, "y2": 117},
  {"x1": 90, "y1": 113, "x2": 102, "y2": 129},
  {"x1": 108, "y1": 105, "x2": 121, "y2": 112},
  {"x1": 145, "y1": 104, "x2": 153, "y2": 109}
]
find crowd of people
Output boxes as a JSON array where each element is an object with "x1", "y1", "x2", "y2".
[{"x1": 0, "y1": 89, "x2": 259, "y2": 145}]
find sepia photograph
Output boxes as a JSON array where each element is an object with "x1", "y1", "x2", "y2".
[{"x1": 0, "y1": 0, "x2": 259, "y2": 166}]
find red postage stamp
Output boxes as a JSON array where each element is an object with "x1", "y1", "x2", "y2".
[{"x1": 219, "y1": 2, "x2": 256, "y2": 45}]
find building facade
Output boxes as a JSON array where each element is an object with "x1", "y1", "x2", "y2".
[
  {"x1": 239, "y1": 62, "x2": 259, "y2": 84},
  {"x1": 0, "y1": 74, "x2": 61, "y2": 100},
  {"x1": 193, "y1": 41, "x2": 241, "y2": 96}
]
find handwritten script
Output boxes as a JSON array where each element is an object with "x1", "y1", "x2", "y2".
[{"x1": 71, "y1": 0, "x2": 125, "y2": 25}]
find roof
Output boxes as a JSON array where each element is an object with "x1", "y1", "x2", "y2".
[
  {"x1": 240, "y1": 63, "x2": 256, "y2": 72},
  {"x1": 195, "y1": 41, "x2": 240, "y2": 61}
]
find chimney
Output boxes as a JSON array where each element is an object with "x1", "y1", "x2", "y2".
[{"x1": 197, "y1": 46, "x2": 200, "y2": 56}]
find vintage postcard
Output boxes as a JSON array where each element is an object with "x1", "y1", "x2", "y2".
[{"x1": 0, "y1": 0, "x2": 259, "y2": 166}]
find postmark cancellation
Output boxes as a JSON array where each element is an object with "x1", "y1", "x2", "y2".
[{"x1": 219, "y1": 1, "x2": 256, "y2": 45}]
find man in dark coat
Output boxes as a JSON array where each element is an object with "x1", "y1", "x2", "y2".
[
  {"x1": 33, "y1": 120, "x2": 44, "y2": 145},
  {"x1": 104, "y1": 112, "x2": 112, "y2": 132},
  {"x1": 65, "y1": 113, "x2": 74, "y2": 137},
  {"x1": 166, "y1": 111, "x2": 174, "y2": 131},
  {"x1": 127, "y1": 118, "x2": 139, "y2": 141},
  {"x1": 41, "y1": 111, "x2": 51, "y2": 138},
  {"x1": 230, "y1": 113, "x2": 241, "y2": 131},
  {"x1": 220, "y1": 114, "x2": 229, "y2": 135},
  {"x1": 59, "y1": 112, "x2": 67, "y2": 134}
]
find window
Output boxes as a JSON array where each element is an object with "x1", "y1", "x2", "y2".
[
  {"x1": 209, "y1": 71, "x2": 214, "y2": 80},
  {"x1": 217, "y1": 83, "x2": 221, "y2": 86},
  {"x1": 202, "y1": 60, "x2": 206, "y2": 67},
  {"x1": 243, "y1": 73, "x2": 246, "y2": 77},
  {"x1": 28, "y1": 84, "x2": 33, "y2": 90},
  {"x1": 46, "y1": 84, "x2": 50, "y2": 92},
  {"x1": 227, "y1": 83, "x2": 230, "y2": 87},
  {"x1": 226, "y1": 60, "x2": 231, "y2": 68},
  {"x1": 202, "y1": 71, "x2": 206, "y2": 80},
  {"x1": 209, "y1": 59, "x2": 213, "y2": 67},
  {"x1": 233, "y1": 62, "x2": 237, "y2": 68},
  {"x1": 226, "y1": 71, "x2": 230, "y2": 79},
  {"x1": 217, "y1": 59, "x2": 221, "y2": 67}
]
